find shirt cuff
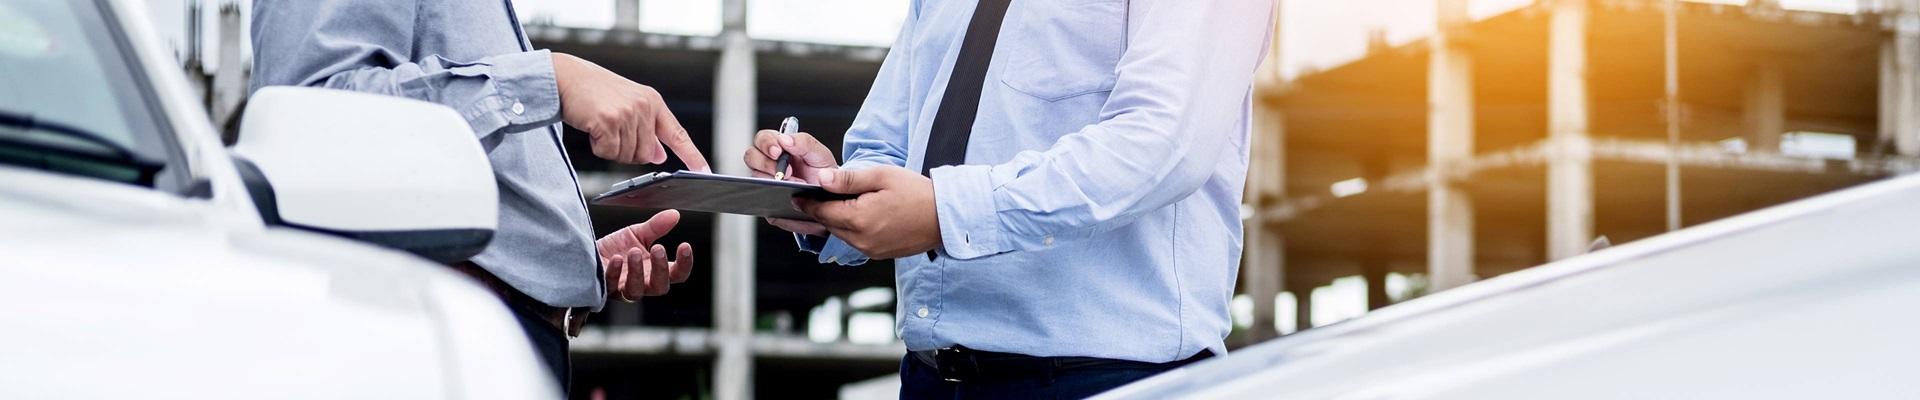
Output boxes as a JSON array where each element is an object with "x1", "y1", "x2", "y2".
[
  {"x1": 458, "y1": 50, "x2": 563, "y2": 135},
  {"x1": 931, "y1": 164, "x2": 1009, "y2": 259},
  {"x1": 794, "y1": 233, "x2": 870, "y2": 266}
]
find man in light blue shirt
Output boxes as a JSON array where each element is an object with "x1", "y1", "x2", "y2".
[{"x1": 743, "y1": 0, "x2": 1273, "y2": 396}]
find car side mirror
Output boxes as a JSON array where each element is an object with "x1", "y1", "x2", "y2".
[{"x1": 230, "y1": 87, "x2": 497, "y2": 263}]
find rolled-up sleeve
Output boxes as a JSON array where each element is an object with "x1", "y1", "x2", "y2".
[
  {"x1": 250, "y1": 0, "x2": 561, "y2": 138},
  {"x1": 931, "y1": 0, "x2": 1273, "y2": 260}
]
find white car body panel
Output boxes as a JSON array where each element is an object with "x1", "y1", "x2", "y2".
[
  {"x1": 0, "y1": 1, "x2": 558, "y2": 398},
  {"x1": 233, "y1": 87, "x2": 498, "y2": 233},
  {"x1": 1101, "y1": 174, "x2": 1920, "y2": 399},
  {"x1": 0, "y1": 168, "x2": 553, "y2": 399}
]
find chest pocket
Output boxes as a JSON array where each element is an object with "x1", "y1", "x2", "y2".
[{"x1": 997, "y1": 0, "x2": 1127, "y2": 102}]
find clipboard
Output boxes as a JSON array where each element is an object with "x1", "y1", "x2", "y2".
[{"x1": 590, "y1": 171, "x2": 854, "y2": 221}]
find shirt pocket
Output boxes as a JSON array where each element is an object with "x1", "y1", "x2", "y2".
[{"x1": 997, "y1": 0, "x2": 1127, "y2": 102}]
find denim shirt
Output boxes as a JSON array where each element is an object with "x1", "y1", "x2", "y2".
[
  {"x1": 799, "y1": 0, "x2": 1274, "y2": 362},
  {"x1": 250, "y1": 0, "x2": 603, "y2": 310}
]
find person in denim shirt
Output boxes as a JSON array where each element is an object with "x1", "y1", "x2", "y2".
[{"x1": 252, "y1": 0, "x2": 708, "y2": 391}]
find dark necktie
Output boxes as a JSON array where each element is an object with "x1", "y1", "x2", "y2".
[
  {"x1": 921, "y1": 0, "x2": 1014, "y2": 260},
  {"x1": 921, "y1": 0, "x2": 1014, "y2": 176}
]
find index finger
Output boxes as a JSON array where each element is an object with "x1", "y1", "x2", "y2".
[
  {"x1": 781, "y1": 132, "x2": 838, "y2": 168},
  {"x1": 654, "y1": 106, "x2": 710, "y2": 172}
]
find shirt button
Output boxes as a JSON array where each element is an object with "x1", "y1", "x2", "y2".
[
  {"x1": 826, "y1": 256, "x2": 839, "y2": 264},
  {"x1": 916, "y1": 307, "x2": 930, "y2": 318},
  {"x1": 510, "y1": 101, "x2": 526, "y2": 115},
  {"x1": 1043, "y1": 235, "x2": 1055, "y2": 246}
]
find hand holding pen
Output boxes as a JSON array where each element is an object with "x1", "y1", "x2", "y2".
[
  {"x1": 745, "y1": 116, "x2": 839, "y2": 184},
  {"x1": 745, "y1": 116, "x2": 844, "y2": 236},
  {"x1": 774, "y1": 117, "x2": 798, "y2": 181}
]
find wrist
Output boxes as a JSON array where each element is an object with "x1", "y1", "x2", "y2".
[{"x1": 550, "y1": 53, "x2": 576, "y2": 88}]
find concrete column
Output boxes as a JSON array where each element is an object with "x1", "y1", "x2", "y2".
[
  {"x1": 1289, "y1": 281, "x2": 1315, "y2": 332},
  {"x1": 1744, "y1": 63, "x2": 1786, "y2": 153},
  {"x1": 1547, "y1": 0, "x2": 1594, "y2": 261},
  {"x1": 1662, "y1": 0, "x2": 1683, "y2": 232},
  {"x1": 1244, "y1": 106, "x2": 1285, "y2": 342},
  {"x1": 1884, "y1": 0, "x2": 1920, "y2": 156},
  {"x1": 209, "y1": 2, "x2": 247, "y2": 136},
  {"x1": 1242, "y1": 0, "x2": 1287, "y2": 343},
  {"x1": 1363, "y1": 258, "x2": 1391, "y2": 310},
  {"x1": 712, "y1": 0, "x2": 756, "y2": 399},
  {"x1": 614, "y1": 0, "x2": 640, "y2": 31},
  {"x1": 1428, "y1": 0, "x2": 1476, "y2": 290}
]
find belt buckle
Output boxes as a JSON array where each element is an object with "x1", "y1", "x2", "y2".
[
  {"x1": 564, "y1": 307, "x2": 586, "y2": 338},
  {"x1": 934, "y1": 347, "x2": 973, "y2": 383}
]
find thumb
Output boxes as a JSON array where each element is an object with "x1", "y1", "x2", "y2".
[
  {"x1": 819, "y1": 168, "x2": 886, "y2": 194},
  {"x1": 614, "y1": 209, "x2": 682, "y2": 248}
]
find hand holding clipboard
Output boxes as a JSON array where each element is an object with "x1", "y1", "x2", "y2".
[{"x1": 595, "y1": 117, "x2": 851, "y2": 222}]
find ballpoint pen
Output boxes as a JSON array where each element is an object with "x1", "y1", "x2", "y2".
[{"x1": 774, "y1": 116, "x2": 798, "y2": 181}]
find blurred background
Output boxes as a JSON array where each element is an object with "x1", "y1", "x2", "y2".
[{"x1": 142, "y1": 0, "x2": 1919, "y2": 398}]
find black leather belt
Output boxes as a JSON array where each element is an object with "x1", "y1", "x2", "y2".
[
  {"x1": 911, "y1": 346, "x2": 1213, "y2": 383},
  {"x1": 449, "y1": 262, "x2": 589, "y2": 337}
]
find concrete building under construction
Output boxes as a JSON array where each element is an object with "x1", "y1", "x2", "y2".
[{"x1": 1237, "y1": 0, "x2": 1920, "y2": 342}]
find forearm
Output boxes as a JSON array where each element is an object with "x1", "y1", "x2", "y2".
[
  {"x1": 326, "y1": 52, "x2": 561, "y2": 136},
  {"x1": 250, "y1": 0, "x2": 560, "y2": 138}
]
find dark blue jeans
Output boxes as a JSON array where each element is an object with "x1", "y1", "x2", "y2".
[
  {"x1": 506, "y1": 301, "x2": 570, "y2": 396},
  {"x1": 899, "y1": 354, "x2": 1181, "y2": 400}
]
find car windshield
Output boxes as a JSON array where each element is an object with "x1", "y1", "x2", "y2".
[{"x1": 0, "y1": 0, "x2": 179, "y2": 189}]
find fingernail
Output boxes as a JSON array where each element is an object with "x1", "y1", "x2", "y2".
[
  {"x1": 820, "y1": 169, "x2": 836, "y2": 185},
  {"x1": 778, "y1": 135, "x2": 795, "y2": 146},
  {"x1": 768, "y1": 145, "x2": 781, "y2": 157}
]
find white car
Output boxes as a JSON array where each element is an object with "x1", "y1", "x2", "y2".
[
  {"x1": 1101, "y1": 173, "x2": 1920, "y2": 398},
  {"x1": 0, "y1": 1, "x2": 556, "y2": 398}
]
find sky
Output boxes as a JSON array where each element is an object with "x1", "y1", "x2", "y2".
[
  {"x1": 1274, "y1": 0, "x2": 1860, "y2": 79},
  {"x1": 142, "y1": 0, "x2": 907, "y2": 72},
  {"x1": 513, "y1": 0, "x2": 908, "y2": 46},
  {"x1": 144, "y1": 0, "x2": 1864, "y2": 79}
]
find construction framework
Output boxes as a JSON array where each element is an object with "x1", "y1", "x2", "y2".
[{"x1": 1237, "y1": 0, "x2": 1920, "y2": 342}]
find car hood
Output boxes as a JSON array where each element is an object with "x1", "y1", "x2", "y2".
[
  {"x1": 1100, "y1": 174, "x2": 1920, "y2": 399},
  {"x1": 0, "y1": 166, "x2": 542, "y2": 399}
]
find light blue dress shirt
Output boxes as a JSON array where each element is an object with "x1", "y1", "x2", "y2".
[{"x1": 799, "y1": 0, "x2": 1274, "y2": 362}]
